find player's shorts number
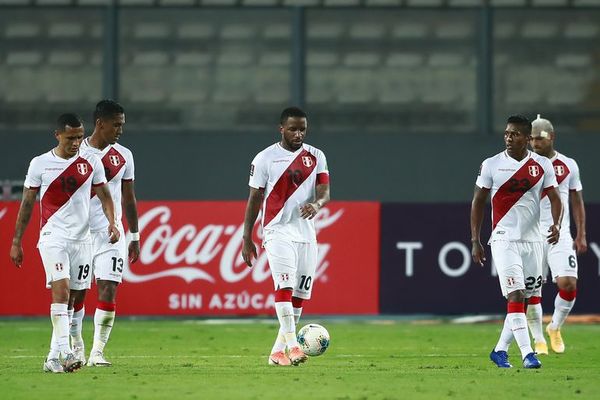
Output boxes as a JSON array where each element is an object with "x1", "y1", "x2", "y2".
[
  {"x1": 77, "y1": 264, "x2": 90, "y2": 280},
  {"x1": 111, "y1": 257, "x2": 124, "y2": 273},
  {"x1": 299, "y1": 275, "x2": 312, "y2": 291},
  {"x1": 568, "y1": 255, "x2": 577, "y2": 268},
  {"x1": 525, "y1": 275, "x2": 543, "y2": 290}
]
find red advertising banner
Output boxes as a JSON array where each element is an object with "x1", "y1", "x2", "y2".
[{"x1": 0, "y1": 201, "x2": 379, "y2": 316}]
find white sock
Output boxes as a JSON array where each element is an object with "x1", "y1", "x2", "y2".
[
  {"x1": 507, "y1": 312, "x2": 533, "y2": 358},
  {"x1": 70, "y1": 306, "x2": 85, "y2": 347},
  {"x1": 91, "y1": 308, "x2": 115, "y2": 354},
  {"x1": 293, "y1": 307, "x2": 303, "y2": 325},
  {"x1": 526, "y1": 303, "x2": 545, "y2": 343},
  {"x1": 494, "y1": 316, "x2": 514, "y2": 352},
  {"x1": 550, "y1": 293, "x2": 576, "y2": 330},
  {"x1": 50, "y1": 303, "x2": 71, "y2": 357},
  {"x1": 270, "y1": 329, "x2": 287, "y2": 354},
  {"x1": 275, "y1": 301, "x2": 298, "y2": 348}
]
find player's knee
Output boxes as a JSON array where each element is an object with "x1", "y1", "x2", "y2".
[
  {"x1": 97, "y1": 281, "x2": 118, "y2": 303},
  {"x1": 507, "y1": 289, "x2": 525, "y2": 303},
  {"x1": 557, "y1": 277, "x2": 577, "y2": 292}
]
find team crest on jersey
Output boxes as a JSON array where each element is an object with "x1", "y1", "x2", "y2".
[
  {"x1": 76, "y1": 163, "x2": 89, "y2": 175},
  {"x1": 109, "y1": 155, "x2": 121, "y2": 166},
  {"x1": 279, "y1": 273, "x2": 290, "y2": 282},
  {"x1": 506, "y1": 277, "x2": 515, "y2": 286},
  {"x1": 554, "y1": 165, "x2": 565, "y2": 176},
  {"x1": 55, "y1": 262, "x2": 63, "y2": 272},
  {"x1": 302, "y1": 156, "x2": 313, "y2": 168},
  {"x1": 528, "y1": 165, "x2": 540, "y2": 177}
]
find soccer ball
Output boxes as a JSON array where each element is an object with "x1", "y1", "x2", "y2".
[{"x1": 297, "y1": 324, "x2": 330, "y2": 356}]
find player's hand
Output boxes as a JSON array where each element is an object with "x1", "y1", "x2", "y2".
[
  {"x1": 128, "y1": 240, "x2": 140, "y2": 264},
  {"x1": 471, "y1": 241, "x2": 486, "y2": 267},
  {"x1": 242, "y1": 239, "x2": 257, "y2": 268},
  {"x1": 547, "y1": 224, "x2": 560, "y2": 245},
  {"x1": 10, "y1": 244, "x2": 24, "y2": 268},
  {"x1": 573, "y1": 235, "x2": 588, "y2": 254},
  {"x1": 300, "y1": 202, "x2": 320, "y2": 220},
  {"x1": 108, "y1": 224, "x2": 120, "y2": 244}
]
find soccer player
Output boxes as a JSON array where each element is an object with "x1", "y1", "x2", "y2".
[
  {"x1": 526, "y1": 115, "x2": 586, "y2": 355},
  {"x1": 242, "y1": 107, "x2": 330, "y2": 367},
  {"x1": 69, "y1": 100, "x2": 140, "y2": 367},
  {"x1": 470, "y1": 115, "x2": 563, "y2": 369},
  {"x1": 9, "y1": 113, "x2": 119, "y2": 373}
]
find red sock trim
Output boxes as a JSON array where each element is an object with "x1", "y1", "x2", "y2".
[
  {"x1": 274, "y1": 289, "x2": 292, "y2": 303},
  {"x1": 559, "y1": 289, "x2": 577, "y2": 301},
  {"x1": 507, "y1": 301, "x2": 525, "y2": 313},
  {"x1": 73, "y1": 302, "x2": 85, "y2": 312},
  {"x1": 528, "y1": 296, "x2": 542, "y2": 305},
  {"x1": 292, "y1": 296, "x2": 304, "y2": 308},
  {"x1": 98, "y1": 301, "x2": 116, "y2": 312}
]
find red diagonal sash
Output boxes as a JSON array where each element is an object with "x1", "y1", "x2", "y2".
[
  {"x1": 41, "y1": 157, "x2": 93, "y2": 228},
  {"x1": 492, "y1": 158, "x2": 543, "y2": 229},
  {"x1": 541, "y1": 158, "x2": 570, "y2": 198},
  {"x1": 263, "y1": 149, "x2": 317, "y2": 227},
  {"x1": 91, "y1": 147, "x2": 126, "y2": 198}
]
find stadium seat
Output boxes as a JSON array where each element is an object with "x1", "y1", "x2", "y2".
[
  {"x1": 177, "y1": 24, "x2": 216, "y2": 39},
  {"x1": 133, "y1": 23, "x2": 171, "y2": 39},
  {"x1": 390, "y1": 23, "x2": 428, "y2": 39},
  {"x1": 306, "y1": 52, "x2": 339, "y2": 67},
  {"x1": 386, "y1": 53, "x2": 424, "y2": 68},
  {"x1": 48, "y1": 22, "x2": 85, "y2": 38},
  {"x1": 343, "y1": 53, "x2": 380, "y2": 68},
  {"x1": 434, "y1": 23, "x2": 472, "y2": 39},
  {"x1": 259, "y1": 51, "x2": 291, "y2": 67},
  {"x1": 48, "y1": 51, "x2": 85, "y2": 66},
  {"x1": 262, "y1": 24, "x2": 291, "y2": 39},
  {"x1": 174, "y1": 52, "x2": 213, "y2": 66},
  {"x1": 521, "y1": 23, "x2": 559, "y2": 38},
  {"x1": 5, "y1": 51, "x2": 43, "y2": 66},
  {"x1": 4, "y1": 23, "x2": 40, "y2": 38},
  {"x1": 563, "y1": 23, "x2": 599, "y2": 38},
  {"x1": 220, "y1": 24, "x2": 257, "y2": 40},
  {"x1": 307, "y1": 23, "x2": 344, "y2": 39},
  {"x1": 131, "y1": 51, "x2": 170, "y2": 66},
  {"x1": 216, "y1": 51, "x2": 254, "y2": 66},
  {"x1": 348, "y1": 23, "x2": 386, "y2": 40}
]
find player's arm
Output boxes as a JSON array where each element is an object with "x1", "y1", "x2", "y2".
[
  {"x1": 300, "y1": 183, "x2": 330, "y2": 219},
  {"x1": 470, "y1": 185, "x2": 489, "y2": 266},
  {"x1": 93, "y1": 184, "x2": 120, "y2": 244},
  {"x1": 570, "y1": 190, "x2": 587, "y2": 254},
  {"x1": 546, "y1": 187, "x2": 563, "y2": 245},
  {"x1": 10, "y1": 187, "x2": 38, "y2": 268},
  {"x1": 122, "y1": 180, "x2": 140, "y2": 263},
  {"x1": 242, "y1": 187, "x2": 264, "y2": 268}
]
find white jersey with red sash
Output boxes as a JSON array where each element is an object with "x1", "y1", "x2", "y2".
[
  {"x1": 476, "y1": 150, "x2": 557, "y2": 243},
  {"x1": 24, "y1": 149, "x2": 106, "y2": 244},
  {"x1": 249, "y1": 142, "x2": 329, "y2": 243},
  {"x1": 540, "y1": 151, "x2": 582, "y2": 238},
  {"x1": 81, "y1": 139, "x2": 135, "y2": 232}
]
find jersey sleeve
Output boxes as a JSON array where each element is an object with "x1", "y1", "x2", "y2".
[
  {"x1": 541, "y1": 157, "x2": 558, "y2": 189},
  {"x1": 569, "y1": 159, "x2": 583, "y2": 192},
  {"x1": 475, "y1": 159, "x2": 492, "y2": 189},
  {"x1": 316, "y1": 150, "x2": 329, "y2": 185},
  {"x1": 90, "y1": 154, "x2": 108, "y2": 186},
  {"x1": 23, "y1": 157, "x2": 41, "y2": 189},
  {"x1": 248, "y1": 153, "x2": 268, "y2": 189},
  {"x1": 122, "y1": 149, "x2": 135, "y2": 181}
]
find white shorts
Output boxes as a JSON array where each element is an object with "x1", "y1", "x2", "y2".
[
  {"x1": 91, "y1": 227, "x2": 127, "y2": 283},
  {"x1": 263, "y1": 238, "x2": 318, "y2": 300},
  {"x1": 38, "y1": 241, "x2": 92, "y2": 290},
  {"x1": 491, "y1": 240, "x2": 543, "y2": 298},
  {"x1": 542, "y1": 237, "x2": 578, "y2": 282}
]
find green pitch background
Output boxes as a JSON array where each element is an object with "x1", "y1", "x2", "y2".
[{"x1": 1, "y1": 319, "x2": 599, "y2": 399}]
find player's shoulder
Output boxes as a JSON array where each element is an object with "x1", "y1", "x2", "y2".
[
  {"x1": 113, "y1": 142, "x2": 134, "y2": 159},
  {"x1": 28, "y1": 150, "x2": 53, "y2": 169},
  {"x1": 555, "y1": 151, "x2": 578, "y2": 168},
  {"x1": 78, "y1": 149, "x2": 102, "y2": 165},
  {"x1": 302, "y1": 143, "x2": 326, "y2": 157},
  {"x1": 253, "y1": 143, "x2": 279, "y2": 160},
  {"x1": 481, "y1": 150, "x2": 505, "y2": 166},
  {"x1": 530, "y1": 151, "x2": 550, "y2": 165}
]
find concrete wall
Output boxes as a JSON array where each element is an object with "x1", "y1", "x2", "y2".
[{"x1": 2, "y1": 130, "x2": 597, "y2": 202}]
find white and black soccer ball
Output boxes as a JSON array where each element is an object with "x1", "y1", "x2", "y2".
[{"x1": 297, "y1": 324, "x2": 330, "y2": 356}]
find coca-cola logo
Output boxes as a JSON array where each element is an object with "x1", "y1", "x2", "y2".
[{"x1": 124, "y1": 205, "x2": 344, "y2": 285}]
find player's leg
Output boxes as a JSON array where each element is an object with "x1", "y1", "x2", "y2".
[
  {"x1": 39, "y1": 243, "x2": 82, "y2": 373},
  {"x1": 526, "y1": 242, "x2": 548, "y2": 354},
  {"x1": 264, "y1": 239, "x2": 298, "y2": 366},
  {"x1": 489, "y1": 241, "x2": 539, "y2": 368},
  {"x1": 292, "y1": 242, "x2": 318, "y2": 325},
  {"x1": 546, "y1": 243, "x2": 578, "y2": 353},
  {"x1": 68, "y1": 289, "x2": 87, "y2": 363},
  {"x1": 88, "y1": 230, "x2": 125, "y2": 367},
  {"x1": 67, "y1": 241, "x2": 93, "y2": 365}
]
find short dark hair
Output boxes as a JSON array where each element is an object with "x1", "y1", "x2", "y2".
[
  {"x1": 56, "y1": 113, "x2": 83, "y2": 131},
  {"x1": 93, "y1": 99, "x2": 125, "y2": 121},
  {"x1": 280, "y1": 107, "x2": 307, "y2": 125},
  {"x1": 506, "y1": 114, "x2": 532, "y2": 135}
]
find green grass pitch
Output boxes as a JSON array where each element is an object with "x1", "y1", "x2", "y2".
[{"x1": 1, "y1": 319, "x2": 599, "y2": 399}]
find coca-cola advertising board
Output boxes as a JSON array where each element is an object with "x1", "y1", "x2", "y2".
[
  {"x1": 380, "y1": 203, "x2": 600, "y2": 314},
  {"x1": 0, "y1": 201, "x2": 379, "y2": 316}
]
